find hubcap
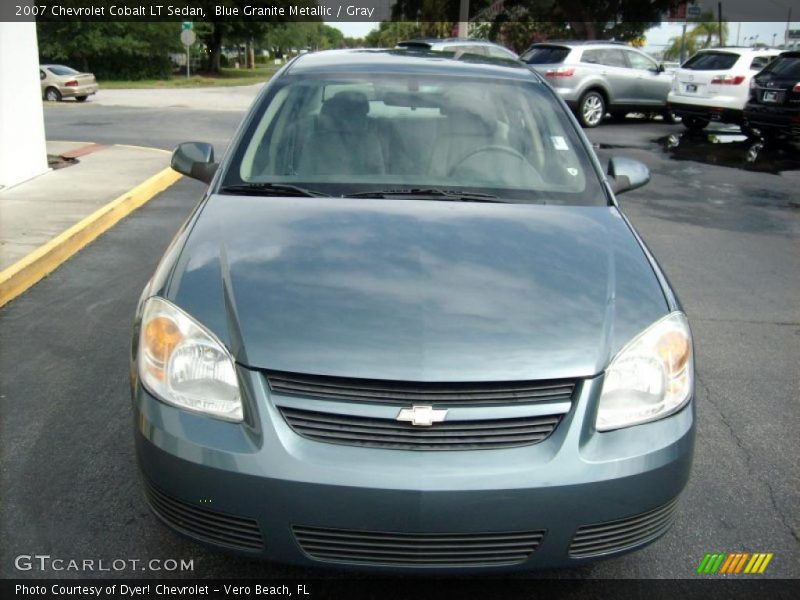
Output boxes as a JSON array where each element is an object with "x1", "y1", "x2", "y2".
[
  {"x1": 583, "y1": 95, "x2": 603, "y2": 125},
  {"x1": 47, "y1": 90, "x2": 58, "y2": 101}
]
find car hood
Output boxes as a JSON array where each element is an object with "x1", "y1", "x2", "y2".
[{"x1": 161, "y1": 195, "x2": 668, "y2": 381}]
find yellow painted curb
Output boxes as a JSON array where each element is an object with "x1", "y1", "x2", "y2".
[{"x1": 0, "y1": 167, "x2": 182, "y2": 308}]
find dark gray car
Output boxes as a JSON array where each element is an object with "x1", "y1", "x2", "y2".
[
  {"x1": 131, "y1": 49, "x2": 695, "y2": 572},
  {"x1": 521, "y1": 41, "x2": 677, "y2": 127}
]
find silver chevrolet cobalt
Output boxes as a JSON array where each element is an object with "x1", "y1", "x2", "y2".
[{"x1": 131, "y1": 50, "x2": 695, "y2": 571}]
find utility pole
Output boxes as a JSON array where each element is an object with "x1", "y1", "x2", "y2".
[
  {"x1": 457, "y1": 0, "x2": 469, "y2": 39},
  {"x1": 679, "y1": 10, "x2": 688, "y2": 64},
  {"x1": 786, "y1": 8, "x2": 792, "y2": 46},
  {"x1": 718, "y1": 2, "x2": 724, "y2": 47}
]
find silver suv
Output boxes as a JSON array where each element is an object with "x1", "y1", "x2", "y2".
[{"x1": 521, "y1": 41, "x2": 676, "y2": 127}]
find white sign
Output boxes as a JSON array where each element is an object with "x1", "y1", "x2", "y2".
[{"x1": 180, "y1": 29, "x2": 196, "y2": 47}]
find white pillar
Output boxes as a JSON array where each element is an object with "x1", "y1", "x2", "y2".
[{"x1": 0, "y1": 22, "x2": 48, "y2": 189}]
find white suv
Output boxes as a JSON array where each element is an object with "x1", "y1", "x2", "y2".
[{"x1": 668, "y1": 47, "x2": 780, "y2": 132}]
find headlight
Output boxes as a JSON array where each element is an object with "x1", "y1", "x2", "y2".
[
  {"x1": 596, "y1": 312, "x2": 693, "y2": 432},
  {"x1": 138, "y1": 296, "x2": 242, "y2": 421}
]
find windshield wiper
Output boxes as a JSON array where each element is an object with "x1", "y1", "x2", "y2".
[
  {"x1": 219, "y1": 183, "x2": 329, "y2": 197},
  {"x1": 344, "y1": 188, "x2": 506, "y2": 203}
]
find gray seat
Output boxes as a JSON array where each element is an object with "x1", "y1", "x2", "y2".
[{"x1": 296, "y1": 91, "x2": 385, "y2": 176}]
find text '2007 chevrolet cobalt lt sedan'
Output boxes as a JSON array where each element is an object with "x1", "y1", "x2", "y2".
[{"x1": 131, "y1": 49, "x2": 695, "y2": 572}]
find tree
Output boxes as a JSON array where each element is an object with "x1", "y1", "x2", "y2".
[
  {"x1": 365, "y1": 22, "x2": 423, "y2": 48},
  {"x1": 662, "y1": 15, "x2": 729, "y2": 61},
  {"x1": 194, "y1": 1, "x2": 315, "y2": 72},
  {"x1": 37, "y1": 22, "x2": 180, "y2": 79},
  {"x1": 394, "y1": 0, "x2": 683, "y2": 43}
]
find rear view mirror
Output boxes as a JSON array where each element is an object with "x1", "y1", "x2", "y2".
[
  {"x1": 607, "y1": 157, "x2": 650, "y2": 195},
  {"x1": 171, "y1": 142, "x2": 218, "y2": 184}
]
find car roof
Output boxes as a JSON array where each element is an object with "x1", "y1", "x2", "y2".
[
  {"x1": 529, "y1": 40, "x2": 628, "y2": 47},
  {"x1": 399, "y1": 38, "x2": 507, "y2": 46},
  {"x1": 693, "y1": 47, "x2": 780, "y2": 55},
  {"x1": 286, "y1": 49, "x2": 537, "y2": 81}
]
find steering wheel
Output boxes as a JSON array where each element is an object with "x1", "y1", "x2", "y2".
[{"x1": 447, "y1": 145, "x2": 530, "y2": 176}]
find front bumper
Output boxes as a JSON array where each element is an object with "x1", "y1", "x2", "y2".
[
  {"x1": 133, "y1": 368, "x2": 695, "y2": 572},
  {"x1": 668, "y1": 100, "x2": 743, "y2": 124}
]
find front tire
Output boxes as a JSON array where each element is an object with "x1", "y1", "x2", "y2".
[
  {"x1": 578, "y1": 91, "x2": 605, "y2": 128},
  {"x1": 44, "y1": 87, "x2": 62, "y2": 102},
  {"x1": 682, "y1": 116, "x2": 709, "y2": 131}
]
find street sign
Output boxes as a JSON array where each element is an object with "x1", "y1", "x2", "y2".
[
  {"x1": 180, "y1": 29, "x2": 196, "y2": 46},
  {"x1": 182, "y1": 21, "x2": 193, "y2": 31},
  {"x1": 687, "y1": 5, "x2": 702, "y2": 18}
]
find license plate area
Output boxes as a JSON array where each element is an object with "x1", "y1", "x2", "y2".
[
  {"x1": 685, "y1": 83, "x2": 697, "y2": 93},
  {"x1": 761, "y1": 90, "x2": 779, "y2": 103}
]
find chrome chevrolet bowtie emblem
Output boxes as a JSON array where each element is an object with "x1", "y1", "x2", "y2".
[{"x1": 396, "y1": 405, "x2": 448, "y2": 427}]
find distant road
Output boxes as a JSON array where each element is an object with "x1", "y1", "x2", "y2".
[{"x1": 78, "y1": 83, "x2": 262, "y2": 112}]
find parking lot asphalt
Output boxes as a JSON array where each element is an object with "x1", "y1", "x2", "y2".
[{"x1": 0, "y1": 105, "x2": 797, "y2": 580}]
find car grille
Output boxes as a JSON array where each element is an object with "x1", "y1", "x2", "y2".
[
  {"x1": 144, "y1": 480, "x2": 264, "y2": 551},
  {"x1": 292, "y1": 525, "x2": 545, "y2": 566},
  {"x1": 279, "y1": 406, "x2": 563, "y2": 450},
  {"x1": 569, "y1": 497, "x2": 679, "y2": 558},
  {"x1": 266, "y1": 371, "x2": 576, "y2": 407}
]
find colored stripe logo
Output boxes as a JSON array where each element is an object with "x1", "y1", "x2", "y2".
[{"x1": 697, "y1": 552, "x2": 773, "y2": 574}]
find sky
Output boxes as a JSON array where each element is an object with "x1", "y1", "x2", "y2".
[
  {"x1": 645, "y1": 21, "x2": 794, "y2": 51},
  {"x1": 328, "y1": 21, "x2": 797, "y2": 50}
]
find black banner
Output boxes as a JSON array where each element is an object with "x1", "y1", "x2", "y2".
[
  {"x1": 3, "y1": 579, "x2": 800, "y2": 600},
  {"x1": 1, "y1": 0, "x2": 795, "y2": 23}
]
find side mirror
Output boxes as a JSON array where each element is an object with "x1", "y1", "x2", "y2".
[
  {"x1": 607, "y1": 156, "x2": 650, "y2": 195},
  {"x1": 171, "y1": 142, "x2": 218, "y2": 184}
]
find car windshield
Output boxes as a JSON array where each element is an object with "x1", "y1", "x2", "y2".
[
  {"x1": 682, "y1": 52, "x2": 739, "y2": 70},
  {"x1": 48, "y1": 65, "x2": 79, "y2": 76},
  {"x1": 226, "y1": 73, "x2": 605, "y2": 205}
]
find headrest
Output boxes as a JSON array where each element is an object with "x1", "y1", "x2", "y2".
[
  {"x1": 320, "y1": 91, "x2": 370, "y2": 133},
  {"x1": 443, "y1": 108, "x2": 492, "y2": 136}
]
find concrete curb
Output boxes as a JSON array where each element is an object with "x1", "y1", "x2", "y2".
[{"x1": 0, "y1": 167, "x2": 181, "y2": 308}]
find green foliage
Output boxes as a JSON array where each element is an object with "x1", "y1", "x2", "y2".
[
  {"x1": 364, "y1": 22, "x2": 423, "y2": 48},
  {"x1": 37, "y1": 22, "x2": 180, "y2": 80},
  {"x1": 663, "y1": 15, "x2": 730, "y2": 61}
]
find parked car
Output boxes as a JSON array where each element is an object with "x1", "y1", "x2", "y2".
[
  {"x1": 744, "y1": 51, "x2": 800, "y2": 140},
  {"x1": 667, "y1": 47, "x2": 780, "y2": 133},
  {"x1": 133, "y1": 49, "x2": 694, "y2": 572},
  {"x1": 662, "y1": 61, "x2": 681, "y2": 73},
  {"x1": 520, "y1": 41, "x2": 676, "y2": 127},
  {"x1": 40, "y1": 64, "x2": 98, "y2": 102},
  {"x1": 396, "y1": 38, "x2": 518, "y2": 60}
]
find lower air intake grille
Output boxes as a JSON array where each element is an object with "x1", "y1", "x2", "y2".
[
  {"x1": 267, "y1": 371, "x2": 576, "y2": 407},
  {"x1": 569, "y1": 497, "x2": 679, "y2": 558},
  {"x1": 144, "y1": 480, "x2": 264, "y2": 550},
  {"x1": 293, "y1": 525, "x2": 545, "y2": 566},
  {"x1": 280, "y1": 406, "x2": 562, "y2": 450}
]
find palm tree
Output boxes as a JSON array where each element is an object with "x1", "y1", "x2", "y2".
[
  {"x1": 663, "y1": 17, "x2": 730, "y2": 62},
  {"x1": 664, "y1": 35, "x2": 698, "y2": 61},
  {"x1": 690, "y1": 20, "x2": 729, "y2": 49}
]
